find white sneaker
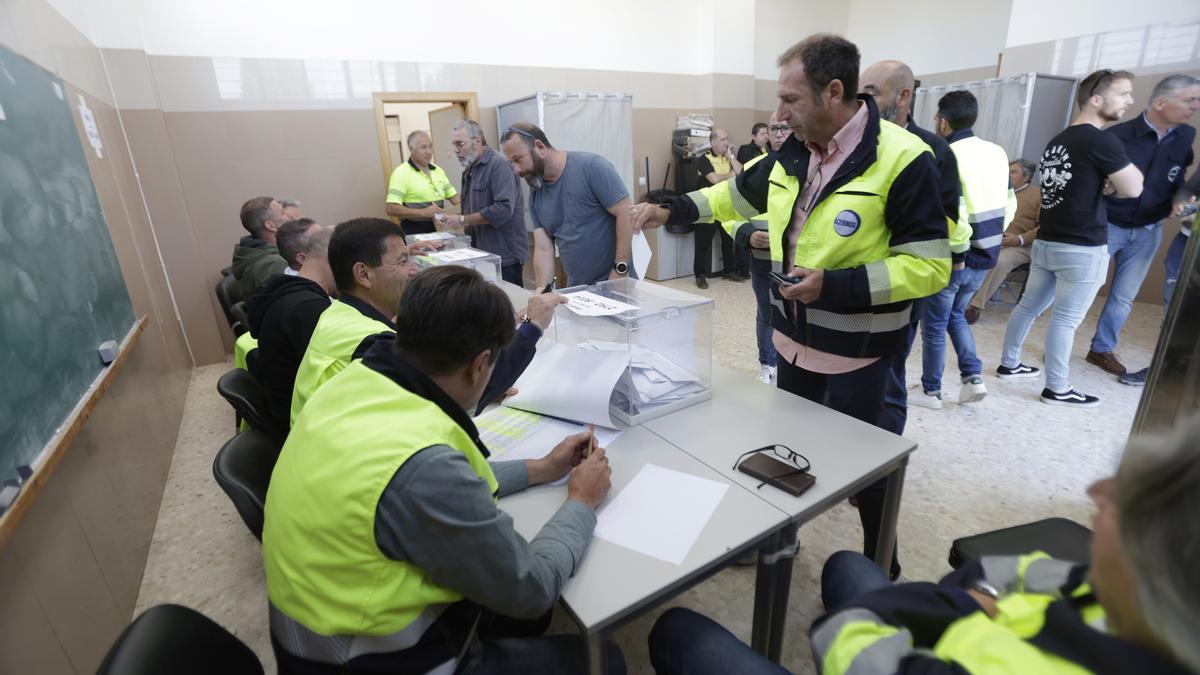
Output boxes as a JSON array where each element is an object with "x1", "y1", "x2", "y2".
[
  {"x1": 756, "y1": 365, "x2": 776, "y2": 384},
  {"x1": 908, "y1": 388, "x2": 943, "y2": 410},
  {"x1": 959, "y1": 375, "x2": 987, "y2": 404}
]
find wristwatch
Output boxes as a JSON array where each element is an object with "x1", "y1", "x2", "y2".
[
  {"x1": 612, "y1": 261, "x2": 630, "y2": 276},
  {"x1": 971, "y1": 579, "x2": 1001, "y2": 600}
]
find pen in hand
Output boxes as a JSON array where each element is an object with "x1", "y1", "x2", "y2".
[
  {"x1": 586, "y1": 424, "x2": 596, "y2": 459},
  {"x1": 541, "y1": 280, "x2": 555, "y2": 294}
]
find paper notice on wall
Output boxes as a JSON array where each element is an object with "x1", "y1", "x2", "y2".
[
  {"x1": 77, "y1": 94, "x2": 103, "y2": 158},
  {"x1": 562, "y1": 290, "x2": 639, "y2": 317}
]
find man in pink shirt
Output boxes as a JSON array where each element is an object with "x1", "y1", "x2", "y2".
[{"x1": 633, "y1": 34, "x2": 950, "y2": 578}]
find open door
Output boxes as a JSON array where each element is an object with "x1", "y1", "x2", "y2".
[{"x1": 428, "y1": 103, "x2": 467, "y2": 203}]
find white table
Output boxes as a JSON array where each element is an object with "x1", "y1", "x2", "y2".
[
  {"x1": 498, "y1": 424, "x2": 788, "y2": 673},
  {"x1": 643, "y1": 365, "x2": 916, "y2": 660}
]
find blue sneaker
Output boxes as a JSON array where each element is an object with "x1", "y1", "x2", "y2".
[{"x1": 1118, "y1": 367, "x2": 1148, "y2": 387}]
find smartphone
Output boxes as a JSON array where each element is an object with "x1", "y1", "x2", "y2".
[
  {"x1": 1180, "y1": 202, "x2": 1199, "y2": 217},
  {"x1": 736, "y1": 453, "x2": 816, "y2": 497},
  {"x1": 769, "y1": 271, "x2": 799, "y2": 286}
]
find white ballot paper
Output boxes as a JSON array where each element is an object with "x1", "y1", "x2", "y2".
[
  {"x1": 429, "y1": 248, "x2": 488, "y2": 262},
  {"x1": 504, "y1": 341, "x2": 628, "y2": 428},
  {"x1": 594, "y1": 464, "x2": 729, "y2": 565},
  {"x1": 632, "y1": 231, "x2": 652, "y2": 280},
  {"x1": 477, "y1": 407, "x2": 623, "y2": 486},
  {"x1": 562, "y1": 291, "x2": 640, "y2": 317}
]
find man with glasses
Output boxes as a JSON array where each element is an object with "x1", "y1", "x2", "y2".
[
  {"x1": 999, "y1": 69, "x2": 1143, "y2": 407},
  {"x1": 441, "y1": 119, "x2": 529, "y2": 287},
  {"x1": 633, "y1": 34, "x2": 950, "y2": 578},
  {"x1": 500, "y1": 123, "x2": 634, "y2": 288}
]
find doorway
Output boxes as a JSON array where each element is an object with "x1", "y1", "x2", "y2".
[{"x1": 372, "y1": 92, "x2": 479, "y2": 217}]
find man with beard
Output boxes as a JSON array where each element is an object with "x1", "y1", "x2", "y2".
[
  {"x1": 501, "y1": 123, "x2": 634, "y2": 287},
  {"x1": 440, "y1": 119, "x2": 529, "y2": 287},
  {"x1": 999, "y1": 69, "x2": 1143, "y2": 408},
  {"x1": 859, "y1": 59, "x2": 961, "y2": 435}
]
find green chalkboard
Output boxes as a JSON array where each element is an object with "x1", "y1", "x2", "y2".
[{"x1": 0, "y1": 45, "x2": 136, "y2": 487}]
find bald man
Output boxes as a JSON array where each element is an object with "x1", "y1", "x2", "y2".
[
  {"x1": 384, "y1": 130, "x2": 461, "y2": 235},
  {"x1": 693, "y1": 127, "x2": 746, "y2": 286},
  {"x1": 860, "y1": 59, "x2": 961, "y2": 436}
]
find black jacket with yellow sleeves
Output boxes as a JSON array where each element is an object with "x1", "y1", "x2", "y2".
[{"x1": 665, "y1": 94, "x2": 950, "y2": 359}]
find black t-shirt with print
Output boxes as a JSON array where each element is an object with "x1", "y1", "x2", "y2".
[{"x1": 1037, "y1": 124, "x2": 1131, "y2": 247}]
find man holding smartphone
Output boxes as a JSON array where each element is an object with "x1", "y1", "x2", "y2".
[{"x1": 632, "y1": 34, "x2": 950, "y2": 578}]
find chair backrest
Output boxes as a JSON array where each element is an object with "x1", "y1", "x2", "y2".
[
  {"x1": 97, "y1": 604, "x2": 263, "y2": 675},
  {"x1": 230, "y1": 301, "x2": 250, "y2": 336},
  {"x1": 216, "y1": 368, "x2": 285, "y2": 441},
  {"x1": 215, "y1": 275, "x2": 238, "y2": 327},
  {"x1": 213, "y1": 429, "x2": 281, "y2": 541}
]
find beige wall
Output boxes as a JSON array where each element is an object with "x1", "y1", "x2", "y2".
[{"x1": 0, "y1": 1, "x2": 191, "y2": 673}]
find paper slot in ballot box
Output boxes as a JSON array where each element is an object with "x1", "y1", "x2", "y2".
[
  {"x1": 414, "y1": 247, "x2": 502, "y2": 283},
  {"x1": 552, "y1": 278, "x2": 713, "y2": 425}
]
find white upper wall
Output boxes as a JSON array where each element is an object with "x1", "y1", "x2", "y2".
[
  {"x1": 47, "y1": 0, "x2": 761, "y2": 76},
  {"x1": 1005, "y1": 0, "x2": 1200, "y2": 47},
  {"x1": 753, "y1": 0, "x2": 848, "y2": 79},
  {"x1": 846, "y1": 0, "x2": 1012, "y2": 76}
]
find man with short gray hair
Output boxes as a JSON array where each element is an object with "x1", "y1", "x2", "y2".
[
  {"x1": 279, "y1": 197, "x2": 302, "y2": 221},
  {"x1": 1086, "y1": 74, "x2": 1198, "y2": 377},
  {"x1": 384, "y1": 129, "x2": 461, "y2": 236},
  {"x1": 442, "y1": 119, "x2": 529, "y2": 286}
]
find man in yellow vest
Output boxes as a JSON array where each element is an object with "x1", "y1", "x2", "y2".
[
  {"x1": 909, "y1": 90, "x2": 1016, "y2": 409},
  {"x1": 693, "y1": 127, "x2": 745, "y2": 288},
  {"x1": 648, "y1": 413, "x2": 1200, "y2": 675},
  {"x1": 264, "y1": 266, "x2": 622, "y2": 674},
  {"x1": 385, "y1": 130, "x2": 461, "y2": 236},
  {"x1": 633, "y1": 34, "x2": 950, "y2": 577},
  {"x1": 290, "y1": 218, "x2": 562, "y2": 426}
]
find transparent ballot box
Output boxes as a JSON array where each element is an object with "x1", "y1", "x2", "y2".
[
  {"x1": 414, "y1": 247, "x2": 502, "y2": 283},
  {"x1": 409, "y1": 231, "x2": 471, "y2": 250},
  {"x1": 552, "y1": 278, "x2": 713, "y2": 425}
]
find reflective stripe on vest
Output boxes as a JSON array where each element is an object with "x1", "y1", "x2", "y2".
[
  {"x1": 951, "y1": 136, "x2": 1012, "y2": 267},
  {"x1": 290, "y1": 300, "x2": 391, "y2": 425},
  {"x1": 264, "y1": 360, "x2": 499, "y2": 637}
]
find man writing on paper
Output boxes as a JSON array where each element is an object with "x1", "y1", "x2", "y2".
[
  {"x1": 501, "y1": 123, "x2": 635, "y2": 287},
  {"x1": 264, "y1": 265, "x2": 624, "y2": 674},
  {"x1": 632, "y1": 34, "x2": 950, "y2": 578}
]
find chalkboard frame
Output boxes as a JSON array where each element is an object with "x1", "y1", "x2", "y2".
[{"x1": 0, "y1": 317, "x2": 145, "y2": 551}]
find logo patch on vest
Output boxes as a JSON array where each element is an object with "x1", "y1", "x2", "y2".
[
  {"x1": 1169, "y1": 165, "x2": 1182, "y2": 182},
  {"x1": 833, "y1": 210, "x2": 861, "y2": 237}
]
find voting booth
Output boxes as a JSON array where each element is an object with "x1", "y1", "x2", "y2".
[
  {"x1": 551, "y1": 278, "x2": 712, "y2": 425},
  {"x1": 408, "y1": 231, "x2": 472, "y2": 250},
  {"x1": 414, "y1": 247, "x2": 503, "y2": 283}
]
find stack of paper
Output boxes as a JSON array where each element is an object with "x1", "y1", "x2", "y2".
[
  {"x1": 579, "y1": 342, "x2": 705, "y2": 414},
  {"x1": 477, "y1": 406, "x2": 623, "y2": 486}
]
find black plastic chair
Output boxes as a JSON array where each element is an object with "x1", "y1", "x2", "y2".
[
  {"x1": 215, "y1": 275, "x2": 238, "y2": 329},
  {"x1": 230, "y1": 301, "x2": 250, "y2": 337},
  {"x1": 989, "y1": 263, "x2": 1031, "y2": 308},
  {"x1": 213, "y1": 429, "x2": 281, "y2": 541},
  {"x1": 97, "y1": 604, "x2": 263, "y2": 675},
  {"x1": 948, "y1": 517, "x2": 1093, "y2": 569},
  {"x1": 216, "y1": 368, "x2": 285, "y2": 441}
]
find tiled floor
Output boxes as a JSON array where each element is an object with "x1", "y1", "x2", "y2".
[{"x1": 136, "y1": 276, "x2": 1159, "y2": 674}]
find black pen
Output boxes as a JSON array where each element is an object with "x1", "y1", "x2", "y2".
[{"x1": 541, "y1": 280, "x2": 555, "y2": 294}]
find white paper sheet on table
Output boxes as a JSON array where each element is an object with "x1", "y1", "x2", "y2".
[
  {"x1": 593, "y1": 464, "x2": 729, "y2": 565},
  {"x1": 504, "y1": 341, "x2": 628, "y2": 428},
  {"x1": 632, "y1": 231, "x2": 652, "y2": 280},
  {"x1": 562, "y1": 291, "x2": 640, "y2": 317},
  {"x1": 429, "y1": 248, "x2": 488, "y2": 262},
  {"x1": 477, "y1": 407, "x2": 623, "y2": 486}
]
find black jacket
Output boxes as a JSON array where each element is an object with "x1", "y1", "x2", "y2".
[{"x1": 245, "y1": 275, "x2": 331, "y2": 424}]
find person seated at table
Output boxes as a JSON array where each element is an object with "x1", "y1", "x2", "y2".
[
  {"x1": 263, "y1": 266, "x2": 625, "y2": 674},
  {"x1": 647, "y1": 412, "x2": 1200, "y2": 675}
]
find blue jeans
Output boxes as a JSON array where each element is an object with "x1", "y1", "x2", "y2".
[
  {"x1": 1002, "y1": 240, "x2": 1109, "y2": 393},
  {"x1": 648, "y1": 608, "x2": 789, "y2": 675},
  {"x1": 920, "y1": 266, "x2": 987, "y2": 393},
  {"x1": 1163, "y1": 230, "x2": 1188, "y2": 306},
  {"x1": 879, "y1": 314, "x2": 918, "y2": 436},
  {"x1": 463, "y1": 636, "x2": 626, "y2": 674},
  {"x1": 821, "y1": 550, "x2": 895, "y2": 612},
  {"x1": 749, "y1": 257, "x2": 777, "y2": 366},
  {"x1": 500, "y1": 262, "x2": 524, "y2": 287},
  {"x1": 1090, "y1": 223, "x2": 1161, "y2": 353}
]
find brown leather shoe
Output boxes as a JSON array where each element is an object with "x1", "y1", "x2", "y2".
[
  {"x1": 964, "y1": 306, "x2": 980, "y2": 324},
  {"x1": 1086, "y1": 350, "x2": 1126, "y2": 375}
]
